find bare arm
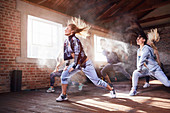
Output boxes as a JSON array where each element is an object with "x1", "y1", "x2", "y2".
[{"x1": 154, "y1": 49, "x2": 161, "y2": 66}]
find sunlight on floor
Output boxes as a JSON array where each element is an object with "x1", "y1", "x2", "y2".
[
  {"x1": 149, "y1": 80, "x2": 163, "y2": 85},
  {"x1": 149, "y1": 98, "x2": 170, "y2": 109},
  {"x1": 76, "y1": 98, "x2": 133, "y2": 112},
  {"x1": 75, "y1": 92, "x2": 170, "y2": 112},
  {"x1": 72, "y1": 103, "x2": 98, "y2": 112}
]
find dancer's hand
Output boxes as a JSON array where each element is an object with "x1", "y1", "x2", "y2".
[
  {"x1": 64, "y1": 66, "x2": 68, "y2": 71},
  {"x1": 53, "y1": 67, "x2": 59, "y2": 73},
  {"x1": 69, "y1": 67, "x2": 74, "y2": 72}
]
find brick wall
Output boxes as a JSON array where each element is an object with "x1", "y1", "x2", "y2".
[{"x1": 0, "y1": 0, "x2": 54, "y2": 93}]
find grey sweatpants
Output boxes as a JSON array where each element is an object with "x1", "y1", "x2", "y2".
[
  {"x1": 132, "y1": 67, "x2": 170, "y2": 90},
  {"x1": 61, "y1": 60, "x2": 108, "y2": 88}
]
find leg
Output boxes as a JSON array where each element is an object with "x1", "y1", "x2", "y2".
[
  {"x1": 101, "y1": 64, "x2": 113, "y2": 84},
  {"x1": 145, "y1": 76, "x2": 150, "y2": 83},
  {"x1": 105, "y1": 75, "x2": 112, "y2": 84},
  {"x1": 113, "y1": 63, "x2": 131, "y2": 79},
  {"x1": 82, "y1": 60, "x2": 115, "y2": 98},
  {"x1": 50, "y1": 72, "x2": 56, "y2": 87},
  {"x1": 82, "y1": 60, "x2": 108, "y2": 88},
  {"x1": 56, "y1": 63, "x2": 79, "y2": 102},
  {"x1": 132, "y1": 70, "x2": 148, "y2": 90},
  {"x1": 60, "y1": 64, "x2": 79, "y2": 94},
  {"x1": 153, "y1": 68, "x2": 170, "y2": 87},
  {"x1": 50, "y1": 71, "x2": 62, "y2": 87},
  {"x1": 62, "y1": 84, "x2": 68, "y2": 95},
  {"x1": 143, "y1": 76, "x2": 150, "y2": 88},
  {"x1": 129, "y1": 70, "x2": 149, "y2": 96},
  {"x1": 47, "y1": 71, "x2": 62, "y2": 93}
]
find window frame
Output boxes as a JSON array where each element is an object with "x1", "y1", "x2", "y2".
[
  {"x1": 27, "y1": 15, "x2": 64, "y2": 60},
  {"x1": 16, "y1": 0, "x2": 70, "y2": 64}
]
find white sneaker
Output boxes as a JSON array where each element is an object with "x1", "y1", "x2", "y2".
[
  {"x1": 78, "y1": 84, "x2": 83, "y2": 91},
  {"x1": 56, "y1": 94, "x2": 68, "y2": 102},
  {"x1": 143, "y1": 83, "x2": 150, "y2": 88},
  {"x1": 46, "y1": 87, "x2": 55, "y2": 93},
  {"x1": 110, "y1": 89, "x2": 116, "y2": 98},
  {"x1": 129, "y1": 89, "x2": 137, "y2": 96}
]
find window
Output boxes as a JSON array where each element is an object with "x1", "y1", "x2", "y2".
[
  {"x1": 94, "y1": 35, "x2": 107, "y2": 62},
  {"x1": 27, "y1": 15, "x2": 64, "y2": 59}
]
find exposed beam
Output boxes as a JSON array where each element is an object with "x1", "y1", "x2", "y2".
[
  {"x1": 100, "y1": 0, "x2": 144, "y2": 23},
  {"x1": 117, "y1": 0, "x2": 144, "y2": 14},
  {"x1": 51, "y1": 0, "x2": 60, "y2": 9},
  {"x1": 96, "y1": 3, "x2": 117, "y2": 20},
  {"x1": 37, "y1": 0, "x2": 48, "y2": 4},
  {"x1": 95, "y1": 0, "x2": 120, "y2": 19},
  {"x1": 101, "y1": 0, "x2": 170, "y2": 23},
  {"x1": 96, "y1": 0, "x2": 128, "y2": 20},
  {"x1": 143, "y1": 22, "x2": 170, "y2": 30},
  {"x1": 131, "y1": 0, "x2": 170, "y2": 14},
  {"x1": 109, "y1": 0, "x2": 131, "y2": 17},
  {"x1": 139, "y1": 14, "x2": 170, "y2": 23},
  {"x1": 128, "y1": 0, "x2": 145, "y2": 12}
]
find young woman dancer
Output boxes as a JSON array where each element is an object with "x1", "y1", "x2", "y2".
[
  {"x1": 129, "y1": 32, "x2": 170, "y2": 96},
  {"x1": 143, "y1": 28, "x2": 163, "y2": 88},
  {"x1": 100, "y1": 39, "x2": 131, "y2": 87},
  {"x1": 56, "y1": 20, "x2": 116, "y2": 102}
]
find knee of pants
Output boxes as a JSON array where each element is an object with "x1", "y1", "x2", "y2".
[
  {"x1": 60, "y1": 75, "x2": 68, "y2": 84},
  {"x1": 50, "y1": 72, "x2": 55, "y2": 78},
  {"x1": 132, "y1": 70, "x2": 140, "y2": 78}
]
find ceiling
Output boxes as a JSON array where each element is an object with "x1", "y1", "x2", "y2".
[{"x1": 23, "y1": 0, "x2": 170, "y2": 32}]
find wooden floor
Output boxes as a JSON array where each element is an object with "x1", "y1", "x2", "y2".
[{"x1": 0, "y1": 80, "x2": 170, "y2": 113}]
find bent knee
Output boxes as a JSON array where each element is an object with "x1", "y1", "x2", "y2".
[
  {"x1": 132, "y1": 70, "x2": 140, "y2": 76},
  {"x1": 50, "y1": 72, "x2": 55, "y2": 78}
]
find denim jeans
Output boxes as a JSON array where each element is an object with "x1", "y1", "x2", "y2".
[{"x1": 50, "y1": 70, "x2": 62, "y2": 86}]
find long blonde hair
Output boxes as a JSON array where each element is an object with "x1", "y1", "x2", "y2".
[
  {"x1": 67, "y1": 16, "x2": 91, "y2": 39},
  {"x1": 147, "y1": 28, "x2": 160, "y2": 50}
]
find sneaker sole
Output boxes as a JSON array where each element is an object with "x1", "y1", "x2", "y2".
[
  {"x1": 111, "y1": 96, "x2": 116, "y2": 98},
  {"x1": 46, "y1": 91, "x2": 55, "y2": 93},
  {"x1": 56, "y1": 99, "x2": 68, "y2": 102},
  {"x1": 129, "y1": 92, "x2": 138, "y2": 96}
]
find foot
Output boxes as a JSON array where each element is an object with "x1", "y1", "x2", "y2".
[
  {"x1": 110, "y1": 88, "x2": 116, "y2": 98},
  {"x1": 129, "y1": 89, "x2": 137, "y2": 96},
  {"x1": 56, "y1": 94, "x2": 68, "y2": 102},
  {"x1": 78, "y1": 84, "x2": 83, "y2": 91},
  {"x1": 46, "y1": 87, "x2": 55, "y2": 93},
  {"x1": 143, "y1": 83, "x2": 150, "y2": 88}
]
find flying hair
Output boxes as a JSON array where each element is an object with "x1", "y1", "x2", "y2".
[
  {"x1": 147, "y1": 28, "x2": 160, "y2": 49},
  {"x1": 67, "y1": 16, "x2": 91, "y2": 39}
]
